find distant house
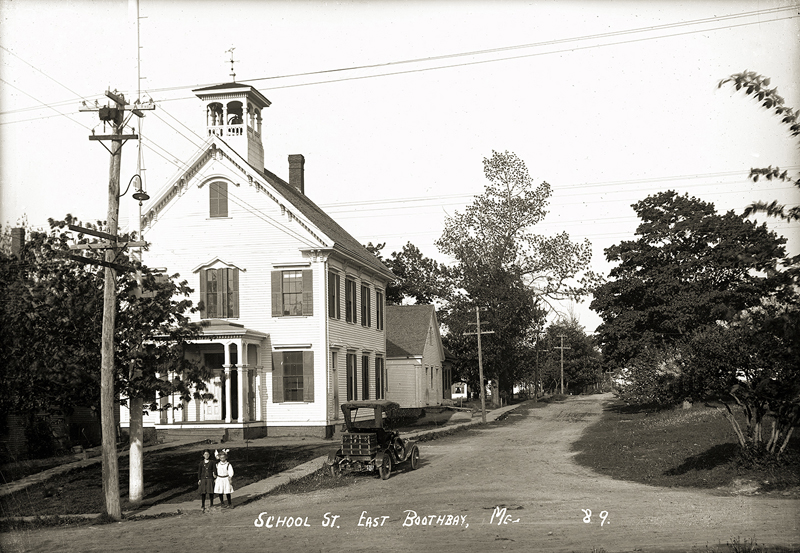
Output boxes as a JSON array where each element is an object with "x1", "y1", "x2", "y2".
[
  {"x1": 385, "y1": 305, "x2": 452, "y2": 408},
  {"x1": 118, "y1": 79, "x2": 394, "y2": 441},
  {"x1": 451, "y1": 381, "x2": 468, "y2": 400}
]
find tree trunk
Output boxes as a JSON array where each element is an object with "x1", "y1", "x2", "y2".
[
  {"x1": 778, "y1": 427, "x2": 794, "y2": 456},
  {"x1": 491, "y1": 377, "x2": 500, "y2": 408},
  {"x1": 721, "y1": 404, "x2": 747, "y2": 449},
  {"x1": 128, "y1": 396, "x2": 144, "y2": 507}
]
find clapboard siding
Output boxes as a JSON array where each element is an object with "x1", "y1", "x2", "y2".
[
  {"x1": 140, "y1": 156, "x2": 388, "y2": 430},
  {"x1": 386, "y1": 360, "x2": 420, "y2": 407}
]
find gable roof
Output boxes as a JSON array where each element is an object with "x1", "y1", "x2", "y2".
[
  {"x1": 143, "y1": 136, "x2": 393, "y2": 280},
  {"x1": 386, "y1": 304, "x2": 437, "y2": 358},
  {"x1": 257, "y1": 164, "x2": 393, "y2": 279}
]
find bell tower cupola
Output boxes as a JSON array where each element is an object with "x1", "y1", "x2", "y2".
[{"x1": 192, "y1": 81, "x2": 271, "y2": 171}]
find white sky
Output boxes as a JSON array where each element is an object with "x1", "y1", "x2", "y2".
[{"x1": 1, "y1": 0, "x2": 799, "y2": 333}]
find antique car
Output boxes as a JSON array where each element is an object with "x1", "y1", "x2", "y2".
[{"x1": 325, "y1": 400, "x2": 420, "y2": 480}]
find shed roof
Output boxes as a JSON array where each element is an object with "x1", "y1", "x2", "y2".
[{"x1": 386, "y1": 304, "x2": 436, "y2": 358}]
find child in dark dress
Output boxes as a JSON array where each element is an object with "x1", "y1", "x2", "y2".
[{"x1": 197, "y1": 449, "x2": 217, "y2": 512}]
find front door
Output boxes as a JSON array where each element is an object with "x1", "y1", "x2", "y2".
[{"x1": 204, "y1": 353, "x2": 225, "y2": 420}]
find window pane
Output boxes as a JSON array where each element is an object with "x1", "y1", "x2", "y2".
[
  {"x1": 210, "y1": 182, "x2": 228, "y2": 217},
  {"x1": 283, "y1": 271, "x2": 303, "y2": 316},
  {"x1": 206, "y1": 270, "x2": 218, "y2": 318},
  {"x1": 361, "y1": 355, "x2": 369, "y2": 400},
  {"x1": 283, "y1": 351, "x2": 304, "y2": 401},
  {"x1": 328, "y1": 272, "x2": 340, "y2": 319},
  {"x1": 345, "y1": 279, "x2": 356, "y2": 323},
  {"x1": 346, "y1": 353, "x2": 356, "y2": 401}
]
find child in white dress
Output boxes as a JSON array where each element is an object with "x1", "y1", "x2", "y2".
[{"x1": 214, "y1": 449, "x2": 234, "y2": 508}]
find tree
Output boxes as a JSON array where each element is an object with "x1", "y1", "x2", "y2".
[
  {"x1": 718, "y1": 71, "x2": 800, "y2": 222},
  {"x1": 678, "y1": 299, "x2": 800, "y2": 457},
  {"x1": 0, "y1": 217, "x2": 211, "y2": 508},
  {"x1": 438, "y1": 151, "x2": 597, "y2": 309},
  {"x1": 365, "y1": 241, "x2": 450, "y2": 305},
  {"x1": 591, "y1": 191, "x2": 787, "y2": 368},
  {"x1": 437, "y1": 151, "x2": 596, "y2": 402},
  {"x1": 441, "y1": 264, "x2": 542, "y2": 404},
  {"x1": 540, "y1": 316, "x2": 602, "y2": 395}
]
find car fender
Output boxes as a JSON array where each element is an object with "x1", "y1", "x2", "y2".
[
  {"x1": 403, "y1": 441, "x2": 418, "y2": 461},
  {"x1": 325, "y1": 449, "x2": 342, "y2": 465}
]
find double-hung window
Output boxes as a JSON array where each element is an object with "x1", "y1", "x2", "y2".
[
  {"x1": 199, "y1": 268, "x2": 239, "y2": 318},
  {"x1": 209, "y1": 182, "x2": 228, "y2": 217},
  {"x1": 328, "y1": 271, "x2": 341, "y2": 319},
  {"x1": 375, "y1": 357, "x2": 385, "y2": 399},
  {"x1": 360, "y1": 285, "x2": 371, "y2": 327},
  {"x1": 361, "y1": 355, "x2": 370, "y2": 400},
  {"x1": 375, "y1": 290, "x2": 384, "y2": 330},
  {"x1": 345, "y1": 279, "x2": 357, "y2": 323},
  {"x1": 346, "y1": 352, "x2": 357, "y2": 401},
  {"x1": 271, "y1": 351, "x2": 314, "y2": 402},
  {"x1": 272, "y1": 269, "x2": 313, "y2": 316}
]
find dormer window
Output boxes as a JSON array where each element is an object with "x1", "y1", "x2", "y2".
[{"x1": 210, "y1": 181, "x2": 228, "y2": 217}]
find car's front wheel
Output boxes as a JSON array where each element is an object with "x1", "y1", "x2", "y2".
[
  {"x1": 409, "y1": 445, "x2": 420, "y2": 470},
  {"x1": 378, "y1": 452, "x2": 392, "y2": 480}
]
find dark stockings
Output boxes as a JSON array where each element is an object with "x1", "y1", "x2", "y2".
[
  {"x1": 217, "y1": 493, "x2": 232, "y2": 506},
  {"x1": 201, "y1": 493, "x2": 214, "y2": 508}
]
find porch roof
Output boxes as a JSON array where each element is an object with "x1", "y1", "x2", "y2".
[{"x1": 192, "y1": 319, "x2": 268, "y2": 341}]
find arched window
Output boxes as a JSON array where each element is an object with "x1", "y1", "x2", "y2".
[{"x1": 210, "y1": 181, "x2": 228, "y2": 217}]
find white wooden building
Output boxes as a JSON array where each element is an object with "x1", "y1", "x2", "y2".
[
  {"x1": 385, "y1": 305, "x2": 452, "y2": 408},
  {"x1": 119, "y1": 81, "x2": 393, "y2": 440}
]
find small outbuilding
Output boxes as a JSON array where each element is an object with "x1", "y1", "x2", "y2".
[{"x1": 385, "y1": 305, "x2": 451, "y2": 408}]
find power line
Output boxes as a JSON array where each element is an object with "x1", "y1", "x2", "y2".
[
  {"x1": 1, "y1": 6, "x2": 797, "y2": 119},
  {"x1": 100, "y1": 5, "x2": 800, "y2": 96},
  {"x1": 0, "y1": 77, "x2": 91, "y2": 131}
]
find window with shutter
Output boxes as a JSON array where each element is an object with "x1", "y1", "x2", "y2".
[
  {"x1": 200, "y1": 268, "x2": 239, "y2": 319},
  {"x1": 360, "y1": 284, "x2": 371, "y2": 327},
  {"x1": 375, "y1": 357, "x2": 385, "y2": 399},
  {"x1": 272, "y1": 350, "x2": 314, "y2": 403},
  {"x1": 272, "y1": 269, "x2": 313, "y2": 316},
  {"x1": 328, "y1": 272, "x2": 341, "y2": 319},
  {"x1": 345, "y1": 279, "x2": 357, "y2": 323},
  {"x1": 210, "y1": 182, "x2": 228, "y2": 217},
  {"x1": 346, "y1": 352, "x2": 356, "y2": 401},
  {"x1": 361, "y1": 355, "x2": 369, "y2": 400},
  {"x1": 375, "y1": 290, "x2": 384, "y2": 330}
]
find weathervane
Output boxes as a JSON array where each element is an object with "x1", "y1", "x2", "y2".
[{"x1": 226, "y1": 47, "x2": 239, "y2": 82}]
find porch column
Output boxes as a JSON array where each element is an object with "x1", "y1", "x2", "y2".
[
  {"x1": 240, "y1": 366, "x2": 250, "y2": 422},
  {"x1": 254, "y1": 345, "x2": 262, "y2": 421},
  {"x1": 237, "y1": 343, "x2": 245, "y2": 422},
  {"x1": 254, "y1": 366, "x2": 261, "y2": 421},
  {"x1": 223, "y1": 364, "x2": 232, "y2": 424}
]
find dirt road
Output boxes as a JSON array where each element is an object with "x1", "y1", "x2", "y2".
[{"x1": 3, "y1": 395, "x2": 798, "y2": 553}]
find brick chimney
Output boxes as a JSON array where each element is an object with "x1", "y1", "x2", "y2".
[
  {"x1": 11, "y1": 228, "x2": 25, "y2": 259},
  {"x1": 288, "y1": 154, "x2": 305, "y2": 195}
]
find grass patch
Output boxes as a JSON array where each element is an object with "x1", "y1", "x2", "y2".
[
  {"x1": 572, "y1": 399, "x2": 800, "y2": 493},
  {"x1": 0, "y1": 454, "x2": 87, "y2": 483},
  {"x1": 0, "y1": 442, "x2": 331, "y2": 518}
]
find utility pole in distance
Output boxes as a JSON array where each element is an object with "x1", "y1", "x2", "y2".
[
  {"x1": 554, "y1": 334, "x2": 571, "y2": 395},
  {"x1": 79, "y1": 89, "x2": 153, "y2": 519},
  {"x1": 465, "y1": 307, "x2": 494, "y2": 423}
]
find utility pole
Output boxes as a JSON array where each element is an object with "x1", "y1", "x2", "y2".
[
  {"x1": 554, "y1": 334, "x2": 571, "y2": 395},
  {"x1": 532, "y1": 329, "x2": 545, "y2": 403},
  {"x1": 464, "y1": 307, "x2": 494, "y2": 423},
  {"x1": 78, "y1": 89, "x2": 153, "y2": 519}
]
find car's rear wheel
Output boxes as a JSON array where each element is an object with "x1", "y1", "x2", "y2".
[
  {"x1": 379, "y1": 453, "x2": 392, "y2": 480},
  {"x1": 409, "y1": 445, "x2": 420, "y2": 470}
]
